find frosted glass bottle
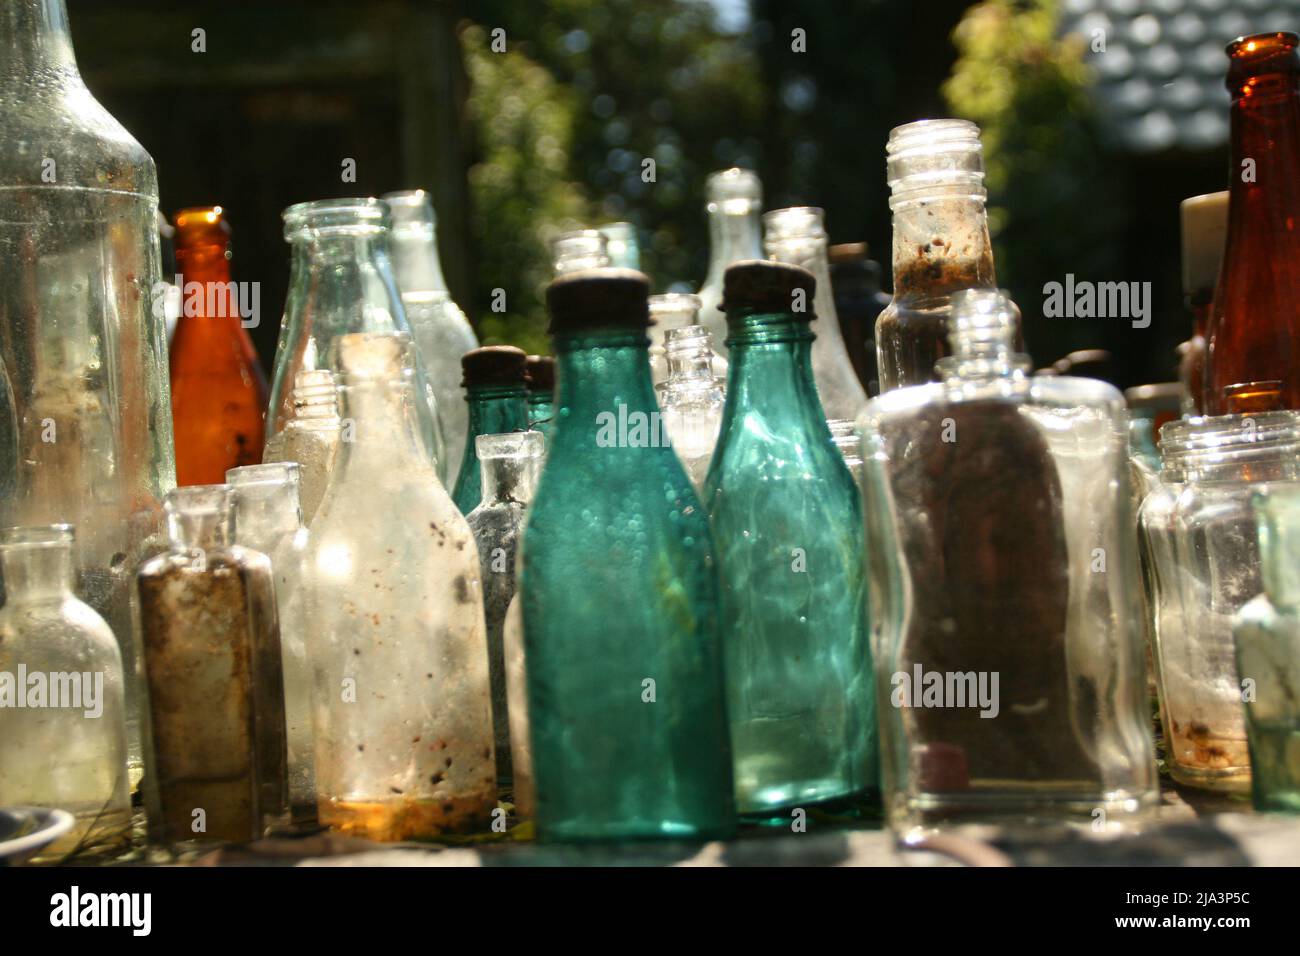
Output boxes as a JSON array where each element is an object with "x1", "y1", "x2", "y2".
[
  {"x1": 465, "y1": 431, "x2": 544, "y2": 787},
  {"x1": 655, "y1": 324, "x2": 725, "y2": 492},
  {"x1": 303, "y1": 332, "x2": 495, "y2": 840},
  {"x1": 261, "y1": 369, "x2": 341, "y2": 525},
  {"x1": 383, "y1": 189, "x2": 479, "y2": 481},
  {"x1": 697, "y1": 168, "x2": 764, "y2": 361},
  {"x1": 0, "y1": 524, "x2": 131, "y2": 860},
  {"x1": 862, "y1": 289, "x2": 1157, "y2": 832},
  {"x1": 0, "y1": 0, "x2": 176, "y2": 773},
  {"x1": 136, "y1": 485, "x2": 288, "y2": 843},
  {"x1": 227, "y1": 462, "x2": 314, "y2": 823},
  {"x1": 765, "y1": 207, "x2": 869, "y2": 420}
]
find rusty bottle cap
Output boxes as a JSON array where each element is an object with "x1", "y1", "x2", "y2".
[
  {"x1": 545, "y1": 268, "x2": 651, "y2": 334},
  {"x1": 720, "y1": 259, "x2": 816, "y2": 320},
  {"x1": 461, "y1": 345, "x2": 528, "y2": 389},
  {"x1": 525, "y1": 354, "x2": 555, "y2": 391}
]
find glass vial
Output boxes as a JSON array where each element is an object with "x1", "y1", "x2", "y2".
[
  {"x1": 261, "y1": 368, "x2": 341, "y2": 525},
  {"x1": 655, "y1": 323, "x2": 726, "y2": 492},
  {"x1": 451, "y1": 346, "x2": 530, "y2": 515}
]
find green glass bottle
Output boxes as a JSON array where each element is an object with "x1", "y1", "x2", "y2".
[
  {"x1": 519, "y1": 269, "x2": 736, "y2": 842},
  {"x1": 451, "y1": 346, "x2": 529, "y2": 514},
  {"x1": 705, "y1": 260, "x2": 876, "y2": 820},
  {"x1": 525, "y1": 354, "x2": 556, "y2": 442}
]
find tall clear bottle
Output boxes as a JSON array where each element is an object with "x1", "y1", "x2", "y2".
[
  {"x1": 705, "y1": 261, "x2": 875, "y2": 819},
  {"x1": 465, "y1": 431, "x2": 544, "y2": 788},
  {"x1": 383, "y1": 189, "x2": 479, "y2": 480},
  {"x1": 519, "y1": 269, "x2": 736, "y2": 841},
  {"x1": 261, "y1": 369, "x2": 341, "y2": 525},
  {"x1": 265, "y1": 198, "x2": 445, "y2": 477},
  {"x1": 0, "y1": 524, "x2": 131, "y2": 860},
  {"x1": 655, "y1": 323, "x2": 725, "y2": 492},
  {"x1": 696, "y1": 168, "x2": 764, "y2": 362},
  {"x1": 764, "y1": 207, "x2": 869, "y2": 419},
  {"x1": 303, "y1": 332, "x2": 495, "y2": 840},
  {"x1": 136, "y1": 485, "x2": 288, "y2": 843},
  {"x1": 451, "y1": 346, "x2": 529, "y2": 515},
  {"x1": 875, "y1": 120, "x2": 1007, "y2": 393},
  {"x1": 226, "y1": 462, "x2": 314, "y2": 823},
  {"x1": 0, "y1": 0, "x2": 175, "y2": 770},
  {"x1": 861, "y1": 290, "x2": 1157, "y2": 831}
]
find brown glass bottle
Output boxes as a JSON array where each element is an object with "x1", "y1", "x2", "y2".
[
  {"x1": 169, "y1": 207, "x2": 267, "y2": 485},
  {"x1": 1205, "y1": 33, "x2": 1300, "y2": 415}
]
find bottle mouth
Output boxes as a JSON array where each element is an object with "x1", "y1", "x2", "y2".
[
  {"x1": 763, "y1": 207, "x2": 827, "y2": 243},
  {"x1": 164, "y1": 485, "x2": 235, "y2": 519},
  {"x1": 0, "y1": 524, "x2": 74, "y2": 551},
  {"x1": 172, "y1": 206, "x2": 231, "y2": 246},
  {"x1": 382, "y1": 190, "x2": 437, "y2": 238},
  {"x1": 705, "y1": 167, "x2": 762, "y2": 207},
  {"x1": 226, "y1": 462, "x2": 301, "y2": 489},
  {"x1": 649, "y1": 294, "x2": 702, "y2": 327},
  {"x1": 886, "y1": 119, "x2": 985, "y2": 205},
  {"x1": 283, "y1": 198, "x2": 390, "y2": 240},
  {"x1": 1226, "y1": 32, "x2": 1300, "y2": 91},
  {"x1": 553, "y1": 230, "x2": 610, "y2": 273},
  {"x1": 1160, "y1": 410, "x2": 1300, "y2": 467},
  {"x1": 474, "y1": 430, "x2": 545, "y2": 463}
]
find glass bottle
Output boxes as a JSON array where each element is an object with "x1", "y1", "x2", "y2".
[
  {"x1": 862, "y1": 289, "x2": 1157, "y2": 831},
  {"x1": 226, "y1": 462, "x2": 314, "y2": 823},
  {"x1": 501, "y1": 593, "x2": 533, "y2": 818},
  {"x1": 519, "y1": 269, "x2": 735, "y2": 841},
  {"x1": 1140, "y1": 412, "x2": 1300, "y2": 792},
  {"x1": 136, "y1": 485, "x2": 288, "y2": 843},
  {"x1": 649, "y1": 293, "x2": 728, "y2": 386},
  {"x1": 875, "y1": 120, "x2": 1009, "y2": 393},
  {"x1": 552, "y1": 230, "x2": 610, "y2": 275},
  {"x1": 261, "y1": 369, "x2": 341, "y2": 525},
  {"x1": 265, "y1": 198, "x2": 445, "y2": 477},
  {"x1": 655, "y1": 324, "x2": 725, "y2": 492},
  {"x1": 303, "y1": 332, "x2": 494, "y2": 840},
  {"x1": 696, "y1": 168, "x2": 764, "y2": 362},
  {"x1": 169, "y1": 206, "x2": 267, "y2": 486},
  {"x1": 704, "y1": 260, "x2": 875, "y2": 819},
  {"x1": 829, "y1": 242, "x2": 891, "y2": 397},
  {"x1": 524, "y1": 354, "x2": 556, "y2": 441},
  {"x1": 599, "y1": 222, "x2": 641, "y2": 271},
  {"x1": 451, "y1": 346, "x2": 529, "y2": 516},
  {"x1": 1205, "y1": 33, "x2": 1300, "y2": 415},
  {"x1": 827, "y1": 419, "x2": 865, "y2": 490},
  {"x1": 764, "y1": 207, "x2": 869, "y2": 420},
  {"x1": 383, "y1": 189, "x2": 479, "y2": 481},
  {"x1": 465, "y1": 431, "x2": 544, "y2": 788},
  {"x1": 0, "y1": 524, "x2": 131, "y2": 860},
  {"x1": 1233, "y1": 487, "x2": 1300, "y2": 812},
  {"x1": 1179, "y1": 192, "x2": 1228, "y2": 417},
  {"x1": 0, "y1": 0, "x2": 175, "y2": 772}
]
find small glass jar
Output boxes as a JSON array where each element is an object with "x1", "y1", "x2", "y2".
[
  {"x1": 1141, "y1": 411, "x2": 1300, "y2": 792},
  {"x1": 0, "y1": 524, "x2": 131, "y2": 860},
  {"x1": 136, "y1": 485, "x2": 288, "y2": 843}
]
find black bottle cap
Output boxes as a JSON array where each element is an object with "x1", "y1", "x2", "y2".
[
  {"x1": 546, "y1": 268, "x2": 651, "y2": 334},
  {"x1": 525, "y1": 354, "x2": 555, "y2": 392},
  {"x1": 721, "y1": 260, "x2": 816, "y2": 319},
  {"x1": 461, "y1": 345, "x2": 528, "y2": 388}
]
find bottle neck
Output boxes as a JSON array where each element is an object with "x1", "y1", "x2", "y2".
[
  {"x1": 767, "y1": 234, "x2": 840, "y2": 327},
  {"x1": 336, "y1": 378, "x2": 426, "y2": 467},
  {"x1": 1224, "y1": 65, "x2": 1300, "y2": 262},
  {"x1": 890, "y1": 192, "x2": 997, "y2": 300},
  {"x1": 0, "y1": 545, "x2": 73, "y2": 601},
  {"x1": 663, "y1": 331, "x2": 718, "y2": 385},
  {"x1": 1, "y1": 0, "x2": 78, "y2": 81},
  {"x1": 704, "y1": 204, "x2": 764, "y2": 287},
  {"x1": 167, "y1": 509, "x2": 234, "y2": 552},
  {"x1": 553, "y1": 330, "x2": 658, "y2": 447},
  {"x1": 465, "y1": 385, "x2": 530, "y2": 438},
  {"x1": 390, "y1": 223, "x2": 451, "y2": 296},
  {"x1": 479, "y1": 451, "x2": 540, "y2": 505},
  {"x1": 723, "y1": 311, "x2": 824, "y2": 420}
]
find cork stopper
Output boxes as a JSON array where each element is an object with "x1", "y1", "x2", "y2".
[
  {"x1": 1180, "y1": 191, "x2": 1228, "y2": 301},
  {"x1": 546, "y1": 269, "x2": 651, "y2": 333},
  {"x1": 720, "y1": 260, "x2": 816, "y2": 318},
  {"x1": 525, "y1": 354, "x2": 555, "y2": 392},
  {"x1": 461, "y1": 345, "x2": 528, "y2": 388}
]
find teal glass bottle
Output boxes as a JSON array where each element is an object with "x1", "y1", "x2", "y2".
[
  {"x1": 519, "y1": 269, "x2": 736, "y2": 841},
  {"x1": 525, "y1": 354, "x2": 556, "y2": 441},
  {"x1": 450, "y1": 346, "x2": 529, "y2": 515},
  {"x1": 704, "y1": 260, "x2": 876, "y2": 820}
]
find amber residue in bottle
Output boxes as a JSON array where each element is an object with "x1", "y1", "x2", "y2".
[
  {"x1": 169, "y1": 206, "x2": 267, "y2": 485},
  {"x1": 1205, "y1": 33, "x2": 1300, "y2": 415}
]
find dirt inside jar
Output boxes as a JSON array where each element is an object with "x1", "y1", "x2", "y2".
[{"x1": 319, "y1": 788, "x2": 496, "y2": 841}]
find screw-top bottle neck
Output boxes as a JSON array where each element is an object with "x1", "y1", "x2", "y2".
[
  {"x1": 936, "y1": 289, "x2": 1030, "y2": 382},
  {"x1": 290, "y1": 369, "x2": 340, "y2": 423},
  {"x1": 476, "y1": 431, "x2": 544, "y2": 506},
  {"x1": 165, "y1": 485, "x2": 236, "y2": 552},
  {"x1": 662, "y1": 324, "x2": 720, "y2": 383},
  {"x1": 1159, "y1": 411, "x2": 1300, "y2": 482},
  {"x1": 0, "y1": 524, "x2": 75, "y2": 600}
]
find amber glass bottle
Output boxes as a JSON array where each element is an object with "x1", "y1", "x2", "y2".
[
  {"x1": 169, "y1": 207, "x2": 267, "y2": 485},
  {"x1": 1205, "y1": 33, "x2": 1300, "y2": 415}
]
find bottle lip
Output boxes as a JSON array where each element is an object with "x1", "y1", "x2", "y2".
[
  {"x1": 763, "y1": 206, "x2": 827, "y2": 243},
  {"x1": 705, "y1": 167, "x2": 762, "y2": 206},
  {"x1": 649, "y1": 293, "x2": 702, "y2": 325},
  {"x1": 382, "y1": 189, "x2": 437, "y2": 235},
  {"x1": 1160, "y1": 411, "x2": 1300, "y2": 463},
  {"x1": 886, "y1": 119, "x2": 985, "y2": 202},
  {"x1": 226, "y1": 462, "x2": 301, "y2": 488},
  {"x1": 474, "y1": 429, "x2": 545, "y2": 462},
  {"x1": 283, "y1": 197, "x2": 391, "y2": 240},
  {"x1": 663, "y1": 323, "x2": 711, "y2": 345},
  {"x1": 0, "y1": 524, "x2": 75, "y2": 550},
  {"x1": 1227, "y1": 31, "x2": 1299, "y2": 64},
  {"x1": 173, "y1": 206, "x2": 230, "y2": 241},
  {"x1": 164, "y1": 485, "x2": 235, "y2": 517}
]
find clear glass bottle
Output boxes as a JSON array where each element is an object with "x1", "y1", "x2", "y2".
[
  {"x1": 520, "y1": 269, "x2": 736, "y2": 841},
  {"x1": 383, "y1": 189, "x2": 479, "y2": 481},
  {"x1": 0, "y1": 524, "x2": 131, "y2": 860},
  {"x1": 705, "y1": 261, "x2": 875, "y2": 819},
  {"x1": 1140, "y1": 412, "x2": 1300, "y2": 792},
  {"x1": 764, "y1": 207, "x2": 869, "y2": 420},
  {"x1": 451, "y1": 346, "x2": 530, "y2": 516},
  {"x1": 261, "y1": 369, "x2": 341, "y2": 525},
  {"x1": 226, "y1": 462, "x2": 314, "y2": 824},
  {"x1": 1233, "y1": 487, "x2": 1300, "y2": 812},
  {"x1": 465, "y1": 431, "x2": 544, "y2": 788},
  {"x1": 655, "y1": 324, "x2": 725, "y2": 492},
  {"x1": 599, "y1": 222, "x2": 641, "y2": 271},
  {"x1": 524, "y1": 354, "x2": 556, "y2": 443},
  {"x1": 265, "y1": 198, "x2": 445, "y2": 477},
  {"x1": 875, "y1": 120, "x2": 1007, "y2": 393},
  {"x1": 501, "y1": 593, "x2": 533, "y2": 818},
  {"x1": 136, "y1": 485, "x2": 288, "y2": 843},
  {"x1": 696, "y1": 168, "x2": 764, "y2": 362},
  {"x1": 303, "y1": 332, "x2": 495, "y2": 840},
  {"x1": 648, "y1": 293, "x2": 728, "y2": 386},
  {"x1": 862, "y1": 289, "x2": 1157, "y2": 832},
  {"x1": 552, "y1": 230, "x2": 610, "y2": 275},
  {"x1": 0, "y1": 0, "x2": 175, "y2": 772}
]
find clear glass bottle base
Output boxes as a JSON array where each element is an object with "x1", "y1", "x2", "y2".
[{"x1": 890, "y1": 785, "x2": 1160, "y2": 833}]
